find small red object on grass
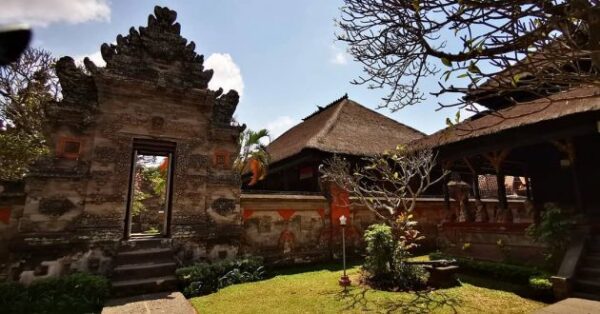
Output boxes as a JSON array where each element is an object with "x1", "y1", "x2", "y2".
[{"x1": 339, "y1": 275, "x2": 351, "y2": 287}]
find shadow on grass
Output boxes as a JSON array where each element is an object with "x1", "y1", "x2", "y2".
[
  {"x1": 456, "y1": 273, "x2": 528, "y2": 295},
  {"x1": 457, "y1": 273, "x2": 552, "y2": 304},
  {"x1": 324, "y1": 286, "x2": 461, "y2": 314}
]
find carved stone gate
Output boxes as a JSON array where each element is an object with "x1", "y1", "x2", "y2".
[{"x1": 8, "y1": 6, "x2": 244, "y2": 282}]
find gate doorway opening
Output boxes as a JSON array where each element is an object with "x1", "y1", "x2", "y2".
[{"x1": 125, "y1": 139, "x2": 176, "y2": 239}]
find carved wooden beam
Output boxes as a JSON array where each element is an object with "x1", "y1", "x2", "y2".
[
  {"x1": 551, "y1": 139, "x2": 576, "y2": 163},
  {"x1": 442, "y1": 160, "x2": 454, "y2": 171},
  {"x1": 483, "y1": 149, "x2": 510, "y2": 173},
  {"x1": 462, "y1": 157, "x2": 477, "y2": 174}
]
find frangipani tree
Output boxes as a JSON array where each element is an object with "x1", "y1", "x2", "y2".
[
  {"x1": 234, "y1": 128, "x2": 271, "y2": 186},
  {"x1": 321, "y1": 145, "x2": 448, "y2": 284},
  {"x1": 337, "y1": 0, "x2": 600, "y2": 112},
  {"x1": 320, "y1": 145, "x2": 447, "y2": 225}
]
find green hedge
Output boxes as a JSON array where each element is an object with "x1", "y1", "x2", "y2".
[
  {"x1": 429, "y1": 252, "x2": 549, "y2": 285},
  {"x1": 175, "y1": 256, "x2": 265, "y2": 297},
  {"x1": 529, "y1": 276, "x2": 552, "y2": 291},
  {"x1": 0, "y1": 273, "x2": 110, "y2": 314}
]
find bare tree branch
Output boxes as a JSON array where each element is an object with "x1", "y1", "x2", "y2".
[
  {"x1": 320, "y1": 146, "x2": 448, "y2": 225},
  {"x1": 337, "y1": 0, "x2": 600, "y2": 112}
]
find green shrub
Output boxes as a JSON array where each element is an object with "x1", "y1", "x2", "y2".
[
  {"x1": 526, "y1": 203, "x2": 576, "y2": 267},
  {"x1": 428, "y1": 252, "x2": 548, "y2": 285},
  {"x1": 176, "y1": 256, "x2": 265, "y2": 297},
  {"x1": 529, "y1": 276, "x2": 552, "y2": 290},
  {"x1": 0, "y1": 281, "x2": 29, "y2": 313},
  {"x1": 394, "y1": 263, "x2": 430, "y2": 290},
  {"x1": 362, "y1": 219, "x2": 430, "y2": 291},
  {"x1": 0, "y1": 273, "x2": 110, "y2": 314},
  {"x1": 363, "y1": 224, "x2": 394, "y2": 277}
]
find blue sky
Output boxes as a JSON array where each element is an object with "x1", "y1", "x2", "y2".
[{"x1": 3, "y1": 0, "x2": 463, "y2": 137}]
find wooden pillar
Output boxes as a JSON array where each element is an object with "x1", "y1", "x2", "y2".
[
  {"x1": 463, "y1": 157, "x2": 481, "y2": 201},
  {"x1": 442, "y1": 161, "x2": 453, "y2": 222},
  {"x1": 485, "y1": 149, "x2": 511, "y2": 223},
  {"x1": 443, "y1": 176, "x2": 451, "y2": 209},
  {"x1": 525, "y1": 176, "x2": 532, "y2": 200},
  {"x1": 496, "y1": 171, "x2": 508, "y2": 211},
  {"x1": 552, "y1": 139, "x2": 583, "y2": 214},
  {"x1": 472, "y1": 175, "x2": 481, "y2": 201}
]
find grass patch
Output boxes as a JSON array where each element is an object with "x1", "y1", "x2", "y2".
[{"x1": 190, "y1": 257, "x2": 547, "y2": 314}]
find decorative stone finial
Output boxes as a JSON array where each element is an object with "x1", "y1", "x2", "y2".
[{"x1": 99, "y1": 6, "x2": 213, "y2": 89}]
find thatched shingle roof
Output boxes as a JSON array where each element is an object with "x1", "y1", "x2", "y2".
[
  {"x1": 267, "y1": 96, "x2": 425, "y2": 164},
  {"x1": 410, "y1": 86, "x2": 600, "y2": 151}
]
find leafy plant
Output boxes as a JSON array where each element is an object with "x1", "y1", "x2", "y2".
[
  {"x1": 529, "y1": 276, "x2": 552, "y2": 291},
  {"x1": 234, "y1": 129, "x2": 271, "y2": 186},
  {"x1": 363, "y1": 224, "x2": 394, "y2": 277},
  {"x1": 393, "y1": 263, "x2": 429, "y2": 290},
  {"x1": 362, "y1": 213, "x2": 429, "y2": 290},
  {"x1": 219, "y1": 266, "x2": 266, "y2": 288},
  {"x1": 0, "y1": 48, "x2": 58, "y2": 180},
  {"x1": 0, "y1": 273, "x2": 110, "y2": 314},
  {"x1": 526, "y1": 203, "x2": 576, "y2": 266},
  {"x1": 176, "y1": 256, "x2": 266, "y2": 297}
]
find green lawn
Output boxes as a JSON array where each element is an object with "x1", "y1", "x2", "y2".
[{"x1": 189, "y1": 261, "x2": 547, "y2": 314}]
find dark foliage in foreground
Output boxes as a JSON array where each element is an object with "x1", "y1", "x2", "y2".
[
  {"x1": 176, "y1": 256, "x2": 266, "y2": 297},
  {"x1": 0, "y1": 273, "x2": 110, "y2": 314}
]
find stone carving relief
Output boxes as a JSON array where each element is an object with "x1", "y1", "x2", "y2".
[
  {"x1": 207, "y1": 172, "x2": 241, "y2": 186},
  {"x1": 151, "y1": 116, "x2": 165, "y2": 130},
  {"x1": 94, "y1": 146, "x2": 119, "y2": 164},
  {"x1": 212, "y1": 198, "x2": 235, "y2": 216},
  {"x1": 212, "y1": 89, "x2": 240, "y2": 128},
  {"x1": 188, "y1": 154, "x2": 209, "y2": 170},
  {"x1": 30, "y1": 157, "x2": 90, "y2": 178},
  {"x1": 86, "y1": 194, "x2": 124, "y2": 205},
  {"x1": 45, "y1": 57, "x2": 98, "y2": 131},
  {"x1": 38, "y1": 198, "x2": 76, "y2": 217}
]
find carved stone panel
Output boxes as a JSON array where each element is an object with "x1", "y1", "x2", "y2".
[
  {"x1": 212, "y1": 198, "x2": 235, "y2": 216},
  {"x1": 39, "y1": 198, "x2": 75, "y2": 217}
]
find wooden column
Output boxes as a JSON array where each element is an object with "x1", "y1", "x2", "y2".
[
  {"x1": 442, "y1": 161, "x2": 453, "y2": 222},
  {"x1": 463, "y1": 157, "x2": 481, "y2": 201},
  {"x1": 525, "y1": 176, "x2": 532, "y2": 200},
  {"x1": 496, "y1": 171, "x2": 508, "y2": 211},
  {"x1": 485, "y1": 149, "x2": 511, "y2": 223},
  {"x1": 552, "y1": 139, "x2": 583, "y2": 214}
]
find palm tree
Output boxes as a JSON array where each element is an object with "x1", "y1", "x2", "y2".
[{"x1": 234, "y1": 128, "x2": 271, "y2": 186}]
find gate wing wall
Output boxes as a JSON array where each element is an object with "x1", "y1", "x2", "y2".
[{"x1": 7, "y1": 6, "x2": 244, "y2": 282}]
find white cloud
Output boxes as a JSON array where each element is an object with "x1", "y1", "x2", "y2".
[
  {"x1": 265, "y1": 116, "x2": 299, "y2": 140},
  {"x1": 74, "y1": 50, "x2": 105, "y2": 67},
  {"x1": 0, "y1": 0, "x2": 111, "y2": 27},
  {"x1": 205, "y1": 53, "x2": 245, "y2": 98},
  {"x1": 72, "y1": 51, "x2": 245, "y2": 98},
  {"x1": 330, "y1": 45, "x2": 349, "y2": 65},
  {"x1": 332, "y1": 52, "x2": 348, "y2": 65}
]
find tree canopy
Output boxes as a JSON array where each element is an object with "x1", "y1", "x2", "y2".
[
  {"x1": 337, "y1": 0, "x2": 600, "y2": 112},
  {"x1": 0, "y1": 47, "x2": 58, "y2": 180}
]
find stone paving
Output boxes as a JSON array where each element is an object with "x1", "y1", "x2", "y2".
[
  {"x1": 102, "y1": 291, "x2": 196, "y2": 314},
  {"x1": 534, "y1": 298, "x2": 600, "y2": 314}
]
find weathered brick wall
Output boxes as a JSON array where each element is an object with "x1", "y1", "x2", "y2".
[
  {"x1": 438, "y1": 222, "x2": 546, "y2": 265},
  {"x1": 239, "y1": 194, "x2": 541, "y2": 264},
  {"x1": 3, "y1": 7, "x2": 245, "y2": 284},
  {"x1": 0, "y1": 183, "x2": 25, "y2": 279}
]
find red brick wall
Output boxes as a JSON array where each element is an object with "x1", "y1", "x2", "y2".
[{"x1": 239, "y1": 194, "x2": 541, "y2": 264}]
